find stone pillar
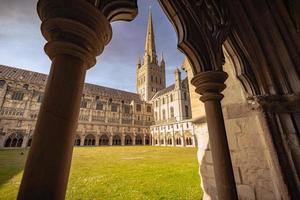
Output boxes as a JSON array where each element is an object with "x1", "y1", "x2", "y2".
[
  {"x1": 191, "y1": 71, "x2": 238, "y2": 200},
  {"x1": 132, "y1": 134, "x2": 136, "y2": 145},
  {"x1": 121, "y1": 134, "x2": 125, "y2": 146},
  {"x1": 109, "y1": 135, "x2": 113, "y2": 146},
  {"x1": 17, "y1": 1, "x2": 112, "y2": 199},
  {"x1": 80, "y1": 135, "x2": 85, "y2": 147},
  {"x1": 95, "y1": 135, "x2": 100, "y2": 146}
]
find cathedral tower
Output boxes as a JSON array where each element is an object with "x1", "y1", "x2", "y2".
[{"x1": 136, "y1": 8, "x2": 166, "y2": 101}]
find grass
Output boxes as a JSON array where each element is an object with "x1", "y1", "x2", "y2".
[{"x1": 0, "y1": 146, "x2": 202, "y2": 200}]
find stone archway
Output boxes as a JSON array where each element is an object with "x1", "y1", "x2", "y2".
[
  {"x1": 4, "y1": 133, "x2": 24, "y2": 148},
  {"x1": 99, "y1": 134, "x2": 109, "y2": 145},
  {"x1": 74, "y1": 135, "x2": 81, "y2": 146},
  {"x1": 84, "y1": 134, "x2": 96, "y2": 146},
  {"x1": 125, "y1": 135, "x2": 132, "y2": 145},
  {"x1": 112, "y1": 135, "x2": 122, "y2": 145},
  {"x1": 135, "y1": 134, "x2": 143, "y2": 145}
]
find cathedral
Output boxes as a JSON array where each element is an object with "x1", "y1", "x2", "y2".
[{"x1": 0, "y1": 9, "x2": 196, "y2": 148}]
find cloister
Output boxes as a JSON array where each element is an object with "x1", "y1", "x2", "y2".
[{"x1": 9, "y1": 0, "x2": 300, "y2": 200}]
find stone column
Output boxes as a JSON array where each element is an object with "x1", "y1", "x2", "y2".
[
  {"x1": 80, "y1": 135, "x2": 85, "y2": 147},
  {"x1": 191, "y1": 71, "x2": 238, "y2": 200},
  {"x1": 17, "y1": 1, "x2": 112, "y2": 199},
  {"x1": 132, "y1": 134, "x2": 136, "y2": 145}
]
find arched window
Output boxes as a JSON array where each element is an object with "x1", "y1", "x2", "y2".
[
  {"x1": 186, "y1": 137, "x2": 193, "y2": 145},
  {"x1": 0, "y1": 80, "x2": 6, "y2": 88},
  {"x1": 160, "y1": 139, "x2": 164, "y2": 144},
  {"x1": 167, "y1": 138, "x2": 172, "y2": 145},
  {"x1": 84, "y1": 134, "x2": 95, "y2": 146},
  {"x1": 155, "y1": 139, "x2": 158, "y2": 145},
  {"x1": 74, "y1": 135, "x2": 81, "y2": 146},
  {"x1": 170, "y1": 94, "x2": 173, "y2": 102},
  {"x1": 185, "y1": 105, "x2": 189, "y2": 118},
  {"x1": 113, "y1": 135, "x2": 121, "y2": 145},
  {"x1": 176, "y1": 138, "x2": 182, "y2": 145},
  {"x1": 125, "y1": 135, "x2": 132, "y2": 145},
  {"x1": 99, "y1": 134, "x2": 109, "y2": 145},
  {"x1": 145, "y1": 135, "x2": 150, "y2": 145},
  {"x1": 170, "y1": 107, "x2": 174, "y2": 118},
  {"x1": 4, "y1": 133, "x2": 24, "y2": 147},
  {"x1": 162, "y1": 109, "x2": 166, "y2": 120},
  {"x1": 135, "y1": 135, "x2": 143, "y2": 145},
  {"x1": 183, "y1": 92, "x2": 187, "y2": 100},
  {"x1": 27, "y1": 138, "x2": 32, "y2": 147}
]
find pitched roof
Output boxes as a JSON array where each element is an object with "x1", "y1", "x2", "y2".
[
  {"x1": 151, "y1": 84, "x2": 175, "y2": 99},
  {"x1": 0, "y1": 64, "x2": 142, "y2": 102}
]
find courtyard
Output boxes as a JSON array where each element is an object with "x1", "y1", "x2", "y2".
[{"x1": 0, "y1": 146, "x2": 202, "y2": 200}]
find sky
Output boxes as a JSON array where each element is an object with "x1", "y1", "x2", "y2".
[{"x1": 0, "y1": 0, "x2": 184, "y2": 92}]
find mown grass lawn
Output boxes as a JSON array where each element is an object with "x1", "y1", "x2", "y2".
[{"x1": 0, "y1": 146, "x2": 202, "y2": 200}]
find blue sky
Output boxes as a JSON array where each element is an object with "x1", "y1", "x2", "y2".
[{"x1": 0, "y1": 0, "x2": 184, "y2": 92}]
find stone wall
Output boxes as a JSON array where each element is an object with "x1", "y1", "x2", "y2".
[{"x1": 184, "y1": 50, "x2": 288, "y2": 199}]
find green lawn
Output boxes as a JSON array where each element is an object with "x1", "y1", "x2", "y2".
[{"x1": 0, "y1": 146, "x2": 202, "y2": 200}]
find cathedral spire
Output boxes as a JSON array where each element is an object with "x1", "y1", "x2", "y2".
[{"x1": 144, "y1": 6, "x2": 157, "y2": 64}]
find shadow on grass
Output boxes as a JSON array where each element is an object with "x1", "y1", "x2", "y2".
[{"x1": 0, "y1": 148, "x2": 28, "y2": 188}]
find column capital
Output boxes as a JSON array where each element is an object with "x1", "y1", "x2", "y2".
[
  {"x1": 38, "y1": 0, "x2": 112, "y2": 69},
  {"x1": 191, "y1": 71, "x2": 228, "y2": 102}
]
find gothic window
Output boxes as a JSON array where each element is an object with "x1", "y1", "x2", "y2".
[
  {"x1": 186, "y1": 137, "x2": 193, "y2": 145},
  {"x1": 84, "y1": 134, "x2": 95, "y2": 146},
  {"x1": 4, "y1": 133, "x2": 23, "y2": 147},
  {"x1": 11, "y1": 91, "x2": 24, "y2": 101},
  {"x1": 170, "y1": 107, "x2": 174, "y2": 118},
  {"x1": 162, "y1": 98, "x2": 165, "y2": 104},
  {"x1": 124, "y1": 105, "x2": 130, "y2": 113},
  {"x1": 183, "y1": 92, "x2": 187, "y2": 100},
  {"x1": 80, "y1": 100, "x2": 87, "y2": 108},
  {"x1": 162, "y1": 109, "x2": 166, "y2": 120},
  {"x1": 147, "y1": 106, "x2": 151, "y2": 112},
  {"x1": 176, "y1": 138, "x2": 182, "y2": 145},
  {"x1": 154, "y1": 112, "x2": 158, "y2": 121},
  {"x1": 125, "y1": 135, "x2": 132, "y2": 145},
  {"x1": 99, "y1": 135, "x2": 109, "y2": 145},
  {"x1": 170, "y1": 94, "x2": 173, "y2": 102},
  {"x1": 113, "y1": 135, "x2": 121, "y2": 145},
  {"x1": 135, "y1": 135, "x2": 143, "y2": 145},
  {"x1": 111, "y1": 104, "x2": 118, "y2": 112},
  {"x1": 74, "y1": 135, "x2": 81, "y2": 146},
  {"x1": 0, "y1": 80, "x2": 5, "y2": 88},
  {"x1": 136, "y1": 104, "x2": 141, "y2": 112},
  {"x1": 185, "y1": 105, "x2": 189, "y2": 118},
  {"x1": 96, "y1": 102, "x2": 103, "y2": 110},
  {"x1": 160, "y1": 139, "x2": 164, "y2": 144}
]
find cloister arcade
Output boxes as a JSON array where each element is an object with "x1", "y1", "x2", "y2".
[{"x1": 12, "y1": 0, "x2": 300, "y2": 200}]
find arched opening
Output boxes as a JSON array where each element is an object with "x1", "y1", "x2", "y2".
[
  {"x1": 176, "y1": 137, "x2": 182, "y2": 145},
  {"x1": 27, "y1": 138, "x2": 32, "y2": 147},
  {"x1": 125, "y1": 135, "x2": 132, "y2": 145},
  {"x1": 135, "y1": 134, "x2": 143, "y2": 145},
  {"x1": 145, "y1": 135, "x2": 150, "y2": 145},
  {"x1": 185, "y1": 137, "x2": 193, "y2": 146},
  {"x1": 167, "y1": 137, "x2": 172, "y2": 145},
  {"x1": 74, "y1": 135, "x2": 81, "y2": 146},
  {"x1": 113, "y1": 135, "x2": 121, "y2": 145},
  {"x1": 4, "y1": 133, "x2": 24, "y2": 147},
  {"x1": 99, "y1": 134, "x2": 109, "y2": 145},
  {"x1": 84, "y1": 134, "x2": 95, "y2": 146},
  {"x1": 160, "y1": 139, "x2": 164, "y2": 145}
]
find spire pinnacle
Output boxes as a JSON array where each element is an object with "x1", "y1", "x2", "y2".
[
  {"x1": 160, "y1": 51, "x2": 165, "y2": 62},
  {"x1": 144, "y1": 6, "x2": 157, "y2": 64},
  {"x1": 137, "y1": 55, "x2": 141, "y2": 65}
]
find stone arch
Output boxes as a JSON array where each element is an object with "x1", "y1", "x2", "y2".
[
  {"x1": 74, "y1": 135, "x2": 81, "y2": 146},
  {"x1": 99, "y1": 134, "x2": 109, "y2": 145},
  {"x1": 27, "y1": 137, "x2": 33, "y2": 147},
  {"x1": 167, "y1": 135, "x2": 173, "y2": 145},
  {"x1": 84, "y1": 134, "x2": 95, "y2": 146},
  {"x1": 135, "y1": 134, "x2": 143, "y2": 145},
  {"x1": 112, "y1": 135, "x2": 121, "y2": 145},
  {"x1": 145, "y1": 135, "x2": 150, "y2": 145},
  {"x1": 125, "y1": 135, "x2": 132, "y2": 145},
  {"x1": 4, "y1": 133, "x2": 24, "y2": 147}
]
